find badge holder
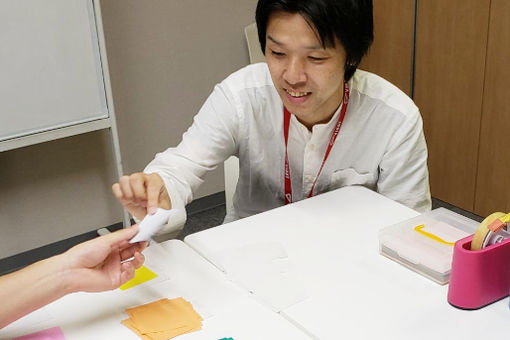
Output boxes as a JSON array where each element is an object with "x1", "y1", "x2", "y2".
[{"x1": 448, "y1": 212, "x2": 510, "y2": 309}]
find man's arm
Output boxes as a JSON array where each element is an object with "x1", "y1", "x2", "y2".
[
  {"x1": 377, "y1": 110, "x2": 432, "y2": 212},
  {"x1": 145, "y1": 84, "x2": 240, "y2": 206},
  {"x1": 112, "y1": 83, "x2": 240, "y2": 235}
]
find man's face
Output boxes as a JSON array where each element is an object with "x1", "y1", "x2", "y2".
[{"x1": 265, "y1": 11, "x2": 347, "y2": 129}]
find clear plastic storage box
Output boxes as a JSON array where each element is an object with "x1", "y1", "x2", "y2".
[{"x1": 379, "y1": 207, "x2": 479, "y2": 284}]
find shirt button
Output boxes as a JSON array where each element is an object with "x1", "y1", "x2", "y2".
[{"x1": 308, "y1": 144, "x2": 315, "y2": 151}]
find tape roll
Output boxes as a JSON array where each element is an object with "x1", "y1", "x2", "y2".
[{"x1": 471, "y1": 212, "x2": 506, "y2": 250}]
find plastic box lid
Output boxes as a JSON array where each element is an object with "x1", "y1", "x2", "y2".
[{"x1": 379, "y1": 207, "x2": 479, "y2": 285}]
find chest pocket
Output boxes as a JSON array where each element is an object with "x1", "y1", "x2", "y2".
[{"x1": 329, "y1": 168, "x2": 376, "y2": 191}]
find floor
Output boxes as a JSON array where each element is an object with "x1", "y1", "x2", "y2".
[
  {"x1": 178, "y1": 205, "x2": 227, "y2": 240},
  {"x1": 0, "y1": 195, "x2": 484, "y2": 275},
  {"x1": 431, "y1": 197, "x2": 483, "y2": 223}
]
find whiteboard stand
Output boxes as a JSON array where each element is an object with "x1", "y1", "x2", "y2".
[
  {"x1": 0, "y1": 0, "x2": 131, "y2": 228},
  {"x1": 94, "y1": 0, "x2": 131, "y2": 229}
]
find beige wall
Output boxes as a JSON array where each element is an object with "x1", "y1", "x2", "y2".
[{"x1": 0, "y1": 0, "x2": 257, "y2": 258}]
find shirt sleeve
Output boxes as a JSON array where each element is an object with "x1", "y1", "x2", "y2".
[
  {"x1": 376, "y1": 109, "x2": 432, "y2": 213},
  {"x1": 143, "y1": 83, "x2": 240, "y2": 234}
]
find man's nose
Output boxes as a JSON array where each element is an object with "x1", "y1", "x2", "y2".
[{"x1": 283, "y1": 58, "x2": 307, "y2": 86}]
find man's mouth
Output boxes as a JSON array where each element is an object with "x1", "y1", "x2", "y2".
[{"x1": 285, "y1": 89, "x2": 311, "y2": 98}]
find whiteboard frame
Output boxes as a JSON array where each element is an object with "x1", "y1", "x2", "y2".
[{"x1": 0, "y1": 0, "x2": 130, "y2": 227}]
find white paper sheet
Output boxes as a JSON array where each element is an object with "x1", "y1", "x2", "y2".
[
  {"x1": 215, "y1": 242, "x2": 308, "y2": 312},
  {"x1": 130, "y1": 208, "x2": 179, "y2": 243}
]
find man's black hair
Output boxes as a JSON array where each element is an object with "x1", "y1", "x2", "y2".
[{"x1": 255, "y1": 0, "x2": 373, "y2": 81}]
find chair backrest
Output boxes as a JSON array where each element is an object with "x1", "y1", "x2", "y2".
[
  {"x1": 244, "y1": 22, "x2": 266, "y2": 63},
  {"x1": 224, "y1": 23, "x2": 265, "y2": 215}
]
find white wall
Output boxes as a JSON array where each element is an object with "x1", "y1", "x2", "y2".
[{"x1": 101, "y1": 0, "x2": 256, "y2": 195}]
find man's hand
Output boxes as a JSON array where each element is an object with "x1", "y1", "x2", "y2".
[{"x1": 112, "y1": 173, "x2": 171, "y2": 221}]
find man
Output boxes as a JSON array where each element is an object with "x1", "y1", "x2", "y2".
[
  {"x1": 112, "y1": 0, "x2": 430, "y2": 235},
  {"x1": 0, "y1": 226, "x2": 146, "y2": 329}
]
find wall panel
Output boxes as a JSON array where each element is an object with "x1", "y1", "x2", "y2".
[
  {"x1": 359, "y1": 0, "x2": 414, "y2": 95},
  {"x1": 414, "y1": 0, "x2": 490, "y2": 211},
  {"x1": 475, "y1": 0, "x2": 510, "y2": 216}
]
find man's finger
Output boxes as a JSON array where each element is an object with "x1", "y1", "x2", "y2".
[
  {"x1": 129, "y1": 173, "x2": 147, "y2": 202},
  {"x1": 118, "y1": 176, "x2": 134, "y2": 200},
  {"x1": 111, "y1": 183, "x2": 123, "y2": 200}
]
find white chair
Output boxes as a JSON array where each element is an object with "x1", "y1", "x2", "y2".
[
  {"x1": 244, "y1": 22, "x2": 266, "y2": 64},
  {"x1": 224, "y1": 23, "x2": 266, "y2": 215}
]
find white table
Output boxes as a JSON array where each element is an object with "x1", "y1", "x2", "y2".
[
  {"x1": 0, "y1": 240, "x2": 312, "y2": 340},
  {"x1": 185, "y1": 186, "x2": 508, "y2": 340}
]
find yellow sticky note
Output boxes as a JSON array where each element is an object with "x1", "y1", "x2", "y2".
[{"x1": 120, "y1": 266, "x2": 158, "y2": 290}]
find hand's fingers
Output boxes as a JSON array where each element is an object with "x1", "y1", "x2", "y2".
[
  {"x1": 146, "y1": 174, "x2": 165, "y2": 214},
  {"x1": 112, "y1": 183, "x2": 136, "y2": 209},
  {"x1": 119, "y1": 244, "x2": 140, "y2": 260},
  {"x1": 137, "y1": 241, "x2": 149, "y2": 252},
  {"x1": 113, "y1": 175, "x2": 149, "y2": 220},
  {"x1": 101, "y1": 225, "x2": 139, "y2": 248},
  {"x1": 119, "y1": 262, "x2": 136, "y2": 285},
  {"x1": 116, "y1": 227, "x2": 148, "y2": 261},
  {"x1": 111, "y1": 183, "x2": 124, "y2": 200},
  {"x1": 118, "y1": 175, "x2": 134, "y2": 200},
  {"x1": 129, "y1": 173, "x2": 148, "y2": 204},
  {"x1": 131, "y1": 251, "x2": 145, "y2": 269},
  {"x1": 123, "y1": 203, "x2": 148, "y2": 222},
  {"x1": 118, "y1": 252, "x2": 144, "y2": 285}
]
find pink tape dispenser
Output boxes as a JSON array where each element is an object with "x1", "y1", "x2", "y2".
[{"x1": 448, "y1": 212, "x2": 510, "y2": 309}]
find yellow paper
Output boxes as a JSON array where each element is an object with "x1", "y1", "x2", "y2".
[
  {"x1": 119, "y1": 266, "x2": 158, "y2": 290},
  {"x1": 127, "y1": 298, "x2": 201, "y2": 333},
  {"x1": 122, "y1": 298, "x2": 202, "y2": 339},
  {"x1": 145, "y1": 325, "x2": 197, "y2": 340},
  {"x1": 122, "y1": 319, "x2": 152, "y2": 340}
]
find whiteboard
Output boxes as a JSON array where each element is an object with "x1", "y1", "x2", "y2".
[{"x1": 0, "y1": 0, "x2": 108, "y2": 142}]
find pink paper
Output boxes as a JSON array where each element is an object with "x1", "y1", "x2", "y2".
[{"x1": 13, "y1": 326, "x2": 66, "y2": 340}]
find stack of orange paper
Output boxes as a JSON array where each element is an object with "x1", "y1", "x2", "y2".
[{"x1": 122, "y1": 298, "x2": 203, "y2": 339}]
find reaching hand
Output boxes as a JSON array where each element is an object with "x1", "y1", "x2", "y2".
[
  {"x1": 62, "y1": 225, "x2": 147, "y2": 293},
  {"x1": 112, "y1": 173, "x2": 171, "y2": 221},
  {"x1": 0, "y1": 225, "x2": 150, "y2": 329}
]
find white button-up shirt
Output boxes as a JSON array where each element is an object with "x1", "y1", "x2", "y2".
[{"x1": 145, "y1": 63, "x2": 431, "y2": 232}]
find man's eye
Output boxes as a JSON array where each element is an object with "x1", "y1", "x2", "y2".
[
  {"x1": 308, "y1": 56, "x2": 327, "y2": 61},
  {"x1": 270, "y1": 50, "x2": 285, "y2": 57}
]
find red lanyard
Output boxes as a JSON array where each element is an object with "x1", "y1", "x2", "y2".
[{"x1": 283, "y1": 82, "x2": 350, "y2": 205}]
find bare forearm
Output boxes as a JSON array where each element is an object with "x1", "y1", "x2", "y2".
[
  {"x1": 0, "y1": 226, "x2": 144, "y2": 329},
  {"x1": 0, "y1": 254, "x2": 71, "y2": 329}
]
